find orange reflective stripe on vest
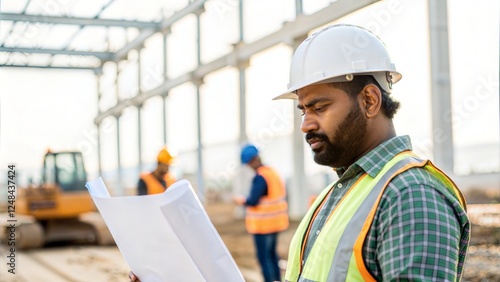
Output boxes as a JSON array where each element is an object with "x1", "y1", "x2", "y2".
[
  {"x1": 245, "y1": 166, "x2": 289, "y2": 234},
  {"x1": 140, "y1": 172, "x2": 176, "y2": 195}
]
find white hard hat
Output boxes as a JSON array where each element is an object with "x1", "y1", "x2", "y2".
[{"x1": 273, "y1": 24, "x2": 402, "y2": 100}]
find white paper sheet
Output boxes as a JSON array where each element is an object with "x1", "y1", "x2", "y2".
[{"x1": 86, "y1": 177, "x2": 244, "y2": 282}]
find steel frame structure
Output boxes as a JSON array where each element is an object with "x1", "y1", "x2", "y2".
[{"x1": 1, "y1": 0, "x2": 454, "y2": 217}]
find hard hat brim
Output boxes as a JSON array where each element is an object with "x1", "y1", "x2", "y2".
[
  {"x1": 272, "y1": 92, "x2": 298, "y2": 100},
  {"x1": 272, "y1": 71, "x2": 402, "y2": 100},
  {"x1": 272, "y1": 74, "x2": 355, "y2": 100}
]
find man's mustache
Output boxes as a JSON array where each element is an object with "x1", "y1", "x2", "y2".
[{"x1": 305, "y1": 132, "x2": 328, "y2": 143}]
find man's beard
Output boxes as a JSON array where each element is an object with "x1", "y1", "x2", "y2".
[{"x1": 305, "y1": 101, "x2": 367, "y2": 168}]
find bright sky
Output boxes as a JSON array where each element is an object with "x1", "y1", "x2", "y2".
[{"x1": 0, "y1": 0, "x2": 498, "y2": 188}]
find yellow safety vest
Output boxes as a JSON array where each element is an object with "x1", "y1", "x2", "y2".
[
  {"x1": 285, "y1": 151, "x2": 467, "y2": 282},
  {"x1": 245, "y1": 166, "x2": 290, "y2": 234},
  {"x1": 140, "y1": 172, "x2": 176, "y2": 195}
]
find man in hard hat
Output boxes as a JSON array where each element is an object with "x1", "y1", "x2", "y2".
[
  {"x1": 137, "y1": 147, "x2": 176, "y2": 195},
  {"x1": 233, "y1": 144, "x2": 289, "y2": 282},
  {"x1": 275, "y1": 24, "x2": 470, "y2": 281}
]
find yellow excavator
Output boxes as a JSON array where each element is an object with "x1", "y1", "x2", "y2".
[{"x1": 1, "y1": 150, "x2": 114, "y2": 249}]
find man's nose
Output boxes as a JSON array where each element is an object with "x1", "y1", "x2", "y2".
[{"x1": 300, "y1": 113, "x2": 318, "y2": 133}]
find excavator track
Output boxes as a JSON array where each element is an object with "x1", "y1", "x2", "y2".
[
  {"x1": 1, "y1": 212, "x2": 114, "y2": 250},
  {"x1": 16, "y1": 222, "x2": 45, "y2": 250},
  {"x1": 0, "y1": 214, "x2": 45, "y2": 250},
  {"x1": 79, "y1": 212, "x2": 115, "y2": 245}
]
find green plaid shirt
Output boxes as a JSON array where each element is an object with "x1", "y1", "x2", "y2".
[{"x1": 302, "y1": 135, "x2": 470, "y2": 281}]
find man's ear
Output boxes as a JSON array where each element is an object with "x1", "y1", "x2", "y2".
[{"x1": 359, "y1": 84, "x2": 382, "y2": 119}]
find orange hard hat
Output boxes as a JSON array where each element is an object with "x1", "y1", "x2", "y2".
[{"x1": 157, "y1": 147, "x2": 174, "y2": 165}]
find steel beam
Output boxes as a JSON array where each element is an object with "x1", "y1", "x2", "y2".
[
  {"x1": 0, "y1": 12, "x2": 159, "y2": 29},
  {"x1": 0, "y1": 64, "x2": 100, "y2": 72},
  {"x1": 112, "y1": 0, "x2": 207, "y2": 62},
  {"x1": 0, "y1": 47, "x2": 112, "y2": 60}
]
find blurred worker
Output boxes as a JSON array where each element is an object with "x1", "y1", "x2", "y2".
[
  {"x1": 233, "y1": 144, "x2": 289, "y2": 282},
  {"x1": 273, "y1": 24, "x2": 470, "y2": 281},
  {"x1": 137, "y1": 147, "x2": 176, "y2": 195}
]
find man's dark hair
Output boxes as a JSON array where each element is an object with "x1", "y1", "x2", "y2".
[{"x1": 330, "y1": 75, "x2": 400, "y2": 119}]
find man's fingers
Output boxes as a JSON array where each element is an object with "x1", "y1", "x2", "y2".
[{"x1": 129, "y1": 271, "x2": 140, "y2": 282}]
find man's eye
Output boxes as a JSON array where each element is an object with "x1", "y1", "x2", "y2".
[
  {"x1": 299, "y1": 109, "x2": 305, "y2": 116},
  {"x1": 314, "y1": 106, "x2": 325, "y2": 112}
]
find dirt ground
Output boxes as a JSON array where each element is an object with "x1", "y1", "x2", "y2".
[
  {"x1": 206, "y1": 201, "x2": 500, "y2": 282},
  {"x1": 205, "y1": 201, "x2": 299, "y2": 281},
  {"x1": 0, "y1": 201, "x2": 498, "y2": 281}
]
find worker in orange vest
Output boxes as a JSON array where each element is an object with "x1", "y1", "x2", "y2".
[
  {"x1": 137, "y1": 147, "x2": 176, "y2": 195},
  {"x1": 233, "y1": 144, "x2": 289, "y2": 282}
]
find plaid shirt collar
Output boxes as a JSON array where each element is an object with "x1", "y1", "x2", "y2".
[{"x1": 334, "y1": 135, "x2": 413, "y2": 178}]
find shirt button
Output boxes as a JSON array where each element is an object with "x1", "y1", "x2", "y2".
[
  {"x1": 337, "y1": 183, "x2": 343, "y2": 188},
  {"x1": 316, "y1": 230, "x2": 320, "y2": 235}
]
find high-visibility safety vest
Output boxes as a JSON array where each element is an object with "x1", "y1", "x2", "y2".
[
  {"x1": 140, "y1": 172, "x2": 176, "y2": 195},
  {"x1": 285, "y1": 151, "x2": 467, "y2": 282},
  {"x1": 245, "y1": 166, "x2": 290, "y2": 234}
]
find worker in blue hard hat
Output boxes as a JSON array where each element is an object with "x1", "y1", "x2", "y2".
[{"x1": 233, "y1": 144, "x2": 289, "y2": 282}]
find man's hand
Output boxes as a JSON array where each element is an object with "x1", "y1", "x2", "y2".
[
  {"x1": 232, "y1": 195, "x2": 246, "y2": 205},
  {"x1": 129, "y1": 271, "x2": 140, "y2": 282}
]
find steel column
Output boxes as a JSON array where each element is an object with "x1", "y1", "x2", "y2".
[
  {"x1": 194, "y1": 10, "x2": 205, "y2": 200},
  {"x1": 295, "y1": 0, "x2": 303, "y2": 16},
  {"x1": 162, "y1": 30, "x2": 170, "y2": 145},
  {"x1": 238, "y1": 66, "x2": 247, "y2": 144},
  {"x1": 429, "y1": 0, "x2": 454, "y2": 174},
  {"x1": 137, "y1": 105, "x2": 142, "y2": 173},
  {"x1": 238, "y1": 0, "x2": 247, "y2": 144},
  {"x1": 289, "y1": 35, "x2": 308, "y2": 219},
  {"x1": 116, "y1": 115, "x2": 123, "y2": 196},
  {"x1": 115, "y1": 63, "x2": 123, "y2": 195},
  {"x1": 162, "y1": 97, "x2": 168, "y2": 145},
  {"x1": 137, "y1": 50, "x2": 143, "y2": 174},
  {"x1": 96, "y1": 72, "x2": 103, "y2": 176}
]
